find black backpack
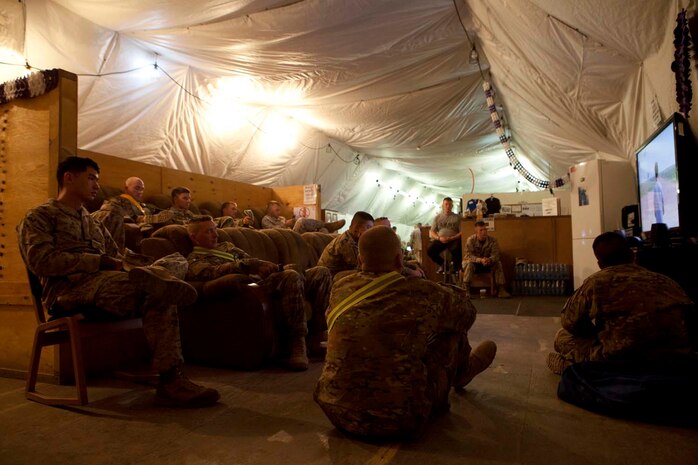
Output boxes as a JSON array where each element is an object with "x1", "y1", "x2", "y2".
[{"x1": 558, "y1": 359, "x2": 698, "y2": 425}]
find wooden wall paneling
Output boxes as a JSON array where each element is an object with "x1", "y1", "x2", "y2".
[
  {"x1": 0, "y1": 77, "x2": 78, "y2": 377},
  {"x1": 272, "y1": 185, "x2": 322, "y2": 220},
  {"x1": 460, "y1": 217, "x2": 573, "y2": 287},
  {"x1": 78, "y1": 149, "x2": 164, "y2": 196},
  {"x1": 162, "y1": 168, "x2": 272, "y2": 209}
]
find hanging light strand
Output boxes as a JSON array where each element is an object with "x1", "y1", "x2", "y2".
[{"x1": 483, "y1": 81, "x2": 567, "y2": 189}]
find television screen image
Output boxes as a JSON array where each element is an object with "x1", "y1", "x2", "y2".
[{"x1": 636, "y1": 123, "x2": 679, "y2": 231}]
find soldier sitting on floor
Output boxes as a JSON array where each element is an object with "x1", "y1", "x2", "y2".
[
  {"x1": 185, "y1": 216, "x2": 332, "y2": 370},
  {"x1": 314, "y1": 226, "x2": 497, "y2": 440},
  {"x1": 317, "y1": 211, "x2": 374, "y2": 277},
  {"x1": 18, "y1": 156, "x2": 219, "y2": 407},
  {"x1": 547, "y1": 231, "x2": 695, "y2": 374}
]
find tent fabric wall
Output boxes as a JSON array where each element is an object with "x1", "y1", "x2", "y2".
[{"x1": 2, "y1": 0, "x2": 696, "y2": 227}]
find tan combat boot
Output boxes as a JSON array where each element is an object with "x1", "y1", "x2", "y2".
[
  {"x1": 155, "y1": 366, "x2": 220, "y2": 407},
  {"x1": 287, "y1": 337, "x2": 309, "y2": 371},
  {"x1": 546, "y1": 352, "x2": 571, "y2": 375},
  {"x1": 323, "y1": 219, "x2": 346, "y2": 233},
  {"x1": 453, "y1": 340, "x2": 497, "y2": 389}
]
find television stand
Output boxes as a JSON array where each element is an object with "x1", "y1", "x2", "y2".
[{"x1": 636, "y1": 240, "x2": 698, "y2": 303}]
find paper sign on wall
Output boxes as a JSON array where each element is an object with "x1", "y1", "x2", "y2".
[{"x1": 304, "y1": 184, "x2": 318, "y2": 205}]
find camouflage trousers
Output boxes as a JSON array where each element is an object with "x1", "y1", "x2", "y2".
[
  {"x1": 303, "y1": 265, "x2": 332, "y2": 335},
  {"x1": 553, "y1": 328, "x2": 604, "y2": 363},
  {"x1": 293, "y1": 218, "x2": 328, "y2": 234},
  {"x1": 51, "y1": 253, "x2": 189, "y2": 373},
  {"x1": 320, "y1": 322, "x2": 474, "y2": 440},
  {"x1": 261, "y1": 269, "x2": 308, "y2": 338},
  {"x1": 462, "y1": 261, "x2": 506, "y2": 285}
]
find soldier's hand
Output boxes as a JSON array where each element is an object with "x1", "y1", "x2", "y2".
[
  {"x1": 254, "y1": 260, "x2": 278, "y2": 278},
  {"x1": 242, "y1": 216, "x2": 252, "y2": 226},
  {"x1": 439, "y1": 236, "x2": 450, "y2": 243},
  {"x1": 99, "y1": 255, "x2": 123, "y2": 271}
]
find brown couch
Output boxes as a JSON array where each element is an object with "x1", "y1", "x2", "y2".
[{"x1": 141, "y1": 225, "x2": 334, "y2": 370}]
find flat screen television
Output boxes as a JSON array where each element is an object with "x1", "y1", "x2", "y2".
[{"x1": 635, "y1": 112, "x2": 697, "y2": 238}]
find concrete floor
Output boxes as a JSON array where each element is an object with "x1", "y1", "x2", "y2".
[{"x1": 1, "y1": 296, "x2": 696, "y2": 465}]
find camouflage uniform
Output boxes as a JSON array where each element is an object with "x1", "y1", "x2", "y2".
[
  {"x1": 186, "y1": 242, "x2": 331, "y2": 339},
  {"x1": 317, "y1": 230, "x2": 359, "y2": 275},
  {"x1": 554, "y1": 263, "x2": 695, "y2": 363},
  {"x1": 462, "y1": 234, "x2": 506, "y2": 285},
  {"x1": 18, "y1": 199, "x2": 188, "y2": 372},
  {"x1": 169, "y1": 206, "x2": 195, "y2": 225},
  {"x1": 214, "y1": 216, "x2": 245, "y2": 228},
  {"x1": 92, "y1": 195, "x2": 173, "y2": 250},
  {"x1": 314, "y1": 272, "x2": 477, "y2": 439},
  {"x1": 427, "y1": 212, "x2": 462, "y2": 269},
  {"x1": 293, "y1": 218, "x2": 328, "y2": 234},
  {"x1": 261, "y1": 214, "x2": 287, "y2": 229}
]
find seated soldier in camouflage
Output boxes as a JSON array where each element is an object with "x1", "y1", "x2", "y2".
[
  {"x1": 314, "y1": 226, "x2": 497, "y2": 440},
  {"x1": 547, "y1": 232, "x2": 695, "y2": 374},
  {"x1": 462, "y1": 220, "x2": 510, "y2": 298},
  {"x1": 169, "y1": 186, "x2": 195, "y2": 224},
  {"x1": 185, "y1": 216, "x2": 332, "y2": 371},
  {"x1": 317, "y1": 211, "x2": 373, "y2": 276},
  {"x1": 92, "y1": 176, "x2": 173, "y2": 251},
  {"x1": 214, "y1": 201, "x2": 255, "y2": 228},
  {"x1": 18, "y1": 156, "x2": 219, "y2": 407},
  {"x1": 261, "y1": 200, "x2": 345, "y2": 234}
]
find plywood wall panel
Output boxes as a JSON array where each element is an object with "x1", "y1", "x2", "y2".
[{"x1": 162, "y1": 167, "x2": 272, "y2": 209}]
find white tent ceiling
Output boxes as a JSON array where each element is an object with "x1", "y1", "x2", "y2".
[{"x1": 1, "y1": 0, "x2": 696, "y2": 229}]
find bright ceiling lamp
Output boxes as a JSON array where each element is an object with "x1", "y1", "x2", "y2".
[
  {"x1": 259, "y1": 111, "x2": 299, "y2": 155},
  {"x1": 205, "y1": 76, "x2": 254, "y2": 136}
]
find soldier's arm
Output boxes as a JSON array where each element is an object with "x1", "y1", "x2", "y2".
[
  {"x1": 185, "y1": 257, "x2": 250, "y2": 281},
  {"x1": 560, "y1": 282, "x2": 597, "y2": 337},
  {"x1": 463, "y1": 236, "x2": 478, "y2": 263},
  {"x1": 19, "y1": 211, "x2": 101, "y2": 277},
  {"x1": 489, "y1": 237, "x2": 501, "y2": 263}
]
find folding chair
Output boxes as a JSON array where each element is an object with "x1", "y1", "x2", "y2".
[{"x1": 24, "y1": 268, "x2": 144, "y2": 405}]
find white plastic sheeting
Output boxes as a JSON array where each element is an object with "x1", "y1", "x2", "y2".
[{"x1": 2, "y1": 0, "x2": 696, "y2": 227}]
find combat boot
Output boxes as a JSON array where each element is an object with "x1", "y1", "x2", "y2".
[
  {"x1": 546, "y1": 352, "x2": 570, "y2": 375},
  {"x1": 129, "y1": 266, "x2": 198, "y2": 306},
  {"x1": 287, "y1": 337, "x2": 309, "y2": 371},
  {"x1": 323, "y1": 219, "x2": 346, "y2": 233},
  {"x1": 453, "y1": 340, "x2": 497, "y2": 389},
  {"x1": 155, "y1": 366, "x2": 219, "y2": 407}
]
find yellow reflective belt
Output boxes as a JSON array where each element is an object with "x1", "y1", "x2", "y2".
[
  {"x1": 119, "y1": 194, "x2": 146, "y2": 215},
  {"x1": 190, "y1": 246, "x2": 239, "y2": 262},
  {"x1": 326, "y1": 271, "x2": 405, "y2": 333}
]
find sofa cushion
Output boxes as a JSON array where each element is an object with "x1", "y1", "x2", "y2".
[
  {"x1": 261, "y1": 228, "x2": 314, "y2": 270},
  {"x1": 302, "y1": 232, "x2": 335, "y2": 265},
  {"x1": 152, "y1": 224, "x2": 194, "y2": 257},
  {"x1": 223, "y1": 227, "x2": 280, "y2": 264}
]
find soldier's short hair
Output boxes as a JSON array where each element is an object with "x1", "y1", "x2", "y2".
[
  {"x1": 171, "y1": 186, "x2": 191, "y2": 201},
  {"x1": 221, "y1": 201, "x2": 236, "y2": 215},
  {"x1": 350, "y1": 211, "x2": 374, "y2": 227},
  {"x1": 592, "y1": 232, "x2": 632, "y2": 267},
  {"x1": 443, "y1": 197, "x2": 453, "y2": 203},
  {"x1": 266, "y1": 200, "x2": 281, "y2": 212},
  {"x1": 474, "y1": 221, "x2": 486, "y2": 228},
  {"x1": 187, "y1": 215, "x2": 214, "y2": 235},
  {"x1": 57, "y1": 156, "x2": 100, "y2": 189}
]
